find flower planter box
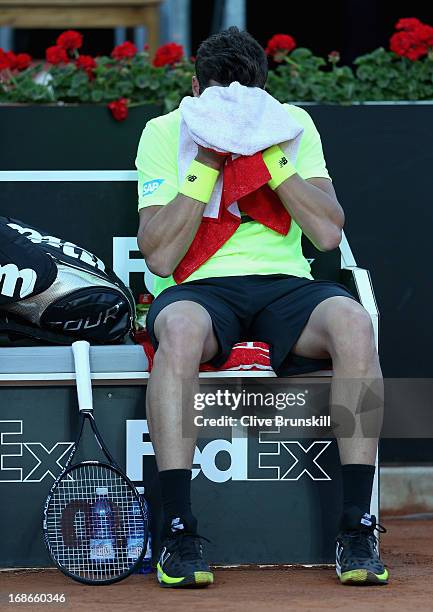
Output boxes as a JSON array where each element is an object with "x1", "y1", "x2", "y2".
[{"x1": 0, "y1": 103, "x2": 162, "y2": 170}]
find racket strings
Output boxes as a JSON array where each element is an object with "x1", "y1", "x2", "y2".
[{"x1": 45, "y1": 464, "x2": 147, "y2": 582}]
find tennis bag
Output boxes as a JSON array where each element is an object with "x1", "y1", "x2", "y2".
[{"x1": 0, "y1": 216, "x2": 135, "y2": 345}]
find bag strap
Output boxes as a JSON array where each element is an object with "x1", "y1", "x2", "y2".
[{"x1": 0, "y1": 313, "x2": 76, "y2": 346}]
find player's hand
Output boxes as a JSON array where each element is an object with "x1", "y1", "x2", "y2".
[{"x1": 195, "y1": 144, "x2": 228, "y2": 171}]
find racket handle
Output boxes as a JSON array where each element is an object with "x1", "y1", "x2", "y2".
[{"x1": 72, "y1": 340, "x2": 93, "y2": 412}]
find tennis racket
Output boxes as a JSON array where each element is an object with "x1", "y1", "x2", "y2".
[{"x1": 43, "y1": 340, "x2": 149, "y2": 585}]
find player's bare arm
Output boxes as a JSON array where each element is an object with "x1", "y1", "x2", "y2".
[
  {"x1": 275, "y1": 173, "x2": 345, "y2": 252},
  {"x1": 137, "y1": 147, "x2": 224, "y2": 277}
]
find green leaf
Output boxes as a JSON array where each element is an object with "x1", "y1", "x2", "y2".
[
  {"x1": 91, "y1": 89, "x2": 104, "y2": 102},
  {"x1": 134, "y1": 74, "x2": 151, "y2": 89},
  {"x1": 71, "y1": 72, "x2": 89, "y2": 88}
]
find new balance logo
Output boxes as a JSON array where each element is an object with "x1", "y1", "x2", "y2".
[
  {"x1": 0, "y1": 263, "x2": 37, "y2": 299},
  {"x1": 159, "y1": 547, "x2": 170, "y2": 566},
  {"x1": 171, "y1": 517, "x2": 185, "y2": 532},
  {"x1": 335, "y1": 542, "x2": 343, "y2": 574},
  {"x1": 278, "y1": 157, "x2": 288, "y2": 168},
  {"x1": 187, "y1": 174, "x2": 198, "y2": 182},
  {"x1": 361, "y1": 513, "x2": 373, "y2": 527}
]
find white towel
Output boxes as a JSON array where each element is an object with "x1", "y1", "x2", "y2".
[
  {"x1": 180, "y1": 81, "x2": 303, "y2": 156},
  {"x1": 178, "y1": 81, "x2": 304, "y2": 220}
]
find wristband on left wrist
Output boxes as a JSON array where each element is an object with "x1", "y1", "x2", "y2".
[{"x1": 262, "y1": 145, "x2": 297, "y2": 190}]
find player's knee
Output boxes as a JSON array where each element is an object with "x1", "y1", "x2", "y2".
[
  {"x1": 329, "y1": 301, "x2": 376, "y2": 361},
  {"x1": 157, "y1": 313, "x2": 208, "y2": 368}
]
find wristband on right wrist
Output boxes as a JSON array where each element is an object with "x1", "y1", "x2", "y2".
[
  {"x1": 262, "y1": 145, "x2": 297, "y2": 190},
  {"x1": 179, "y1": 159, "x2": 219, "y2": 204}
]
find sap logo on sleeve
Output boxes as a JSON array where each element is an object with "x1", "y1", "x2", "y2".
[{"x1": 142, "y1": 179, "x2": 164, "y2": 197}]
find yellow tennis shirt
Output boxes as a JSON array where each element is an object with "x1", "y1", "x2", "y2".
[{"x1": 135, "y1": 104, "x2": 331, "y2": 297}]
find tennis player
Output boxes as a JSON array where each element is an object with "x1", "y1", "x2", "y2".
[{"x1": 137, "y1": 27, "x2": 388, "y2": 588}]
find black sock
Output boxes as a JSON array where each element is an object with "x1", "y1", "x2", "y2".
[
  {"x1": 341, "y1": 464, "x2": 375, "y2": 519},
  {"x1": 159, "y1": 469, "x2": 197, "y2": 535}
]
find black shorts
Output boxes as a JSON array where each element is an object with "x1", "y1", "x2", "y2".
[{"x1": 146, "y1": 274, "x2": 355, "y2": 376}]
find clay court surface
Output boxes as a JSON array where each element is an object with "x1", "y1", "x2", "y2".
[{"x1": 1, "y1": 518, "x2": 432, "y2": 612}]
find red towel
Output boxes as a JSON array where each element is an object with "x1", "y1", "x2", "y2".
[
  {"x1": 135, "y1": 330, "x2": 273, "y2": 372},
  {"x1": 173, "y1": 151, "x2": 291, "y2": 284}
]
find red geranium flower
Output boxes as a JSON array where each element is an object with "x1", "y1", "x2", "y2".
[
  {"x1": 46, "y1": 45, "x2": 69, "y2": 64},
  {"x1": 5, "y1": 51, "x2": 17, "y2": 69},
  {"x1": 390, "y1": 31, "x2": 423, "y2": 60},
  {"x1": 0, "y1": 49, "x2": 32, "y2": 71},
  {"x1": 75, "y1": 54, "x2": 96, "y2": 78},
  {"x1": 13, "y1": 53, "x2": 32, "y2": 71},
  {"x1": 153, "y1": 42, "x2": 184, "y2": 67},
  {"x1": 0, "y1": 48, "x2": 10, "y2": 70},
  {"x1": 108, "y1": 97, "x2": 129, "y2": 121},
  {"x1": 395, "y1": 17, "x2": 423, "y2": 32},
  {"x1": 265, "y1": 34, "x2": 296, "y2": 62},
  {"x1": 416, "y1": 23, "x2": 433, "y2": 48},
  {"x1": 56, "y1": 30, "x2": 83, "y2": 52},
  {"x1": 111, "y1": 41, "x2": 137, "y2": 60},
  {"x1": 328, "y1": 50, "x2": 340, "y2": 64},
  {"x1": 390, "y1": 18, "x2": 433, "y2": 60}
]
